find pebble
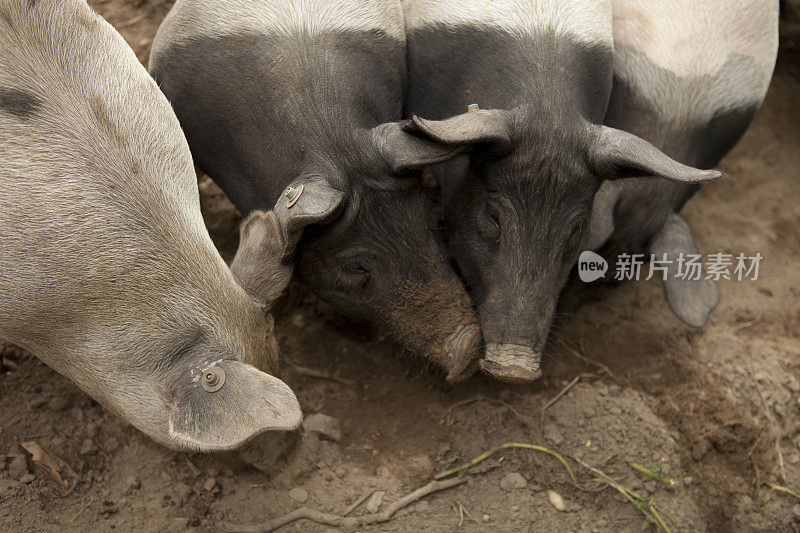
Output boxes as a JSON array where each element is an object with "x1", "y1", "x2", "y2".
[
  {"x1": 683, "y1": 476, "x2": 693, "y2": 486},
  {"x1": 302, "y1": 413, "x2": 341, "y2": 442},
  {"x1": 47, "y1": 395, "x2": 71, "y2": 412},
  {"x1": 543, "y1": 424, "x2": 564, "y2": 445},
  {"x1": 79, "y1": 438, "x2": 98, "y2": 456},
  {"x1": 609, "y1": 407, "x2": 622, "y2": 416},
  {"x1": 203, "y1": 477, "x2": 216, "y2": 492},
  {"x1": 482, "y1": 514, "x2": 490, "y2": 522},
  {"x1": 8, "y1": 456, "x2": 29, "y2": 480},
  {"x1": 644, "y1": 480, "x2": 657, "y2": 495},
  {"x1": 126, "y1": 476, "x2": 141, "y2": 491},
  {"x1": 174, "y1": 482, "x2": 192, "y2": 507},
  {"x1": 289, "y1": 487, "x2": 308, "y2": 503},
  {"x1": 500, "y1": 472, "x2": 527, "y2": 491},
  {"x1": 547, "y1": 490, "x2": 566, "y2": 511},
  {"x1": 0, "y1": 479, "x2": 22, "y2": 498},
  {"x1": 19, "y1": 473, "x2": 35, "y2": 484},
  {"x1": 596, "y1": 518, "x2": 607, "y2": 527},
  {"x1": 365, "y1": 491, "x2": 384, "y2": 514},
  {"x1": 324, "y1": 471, "x2": 335, "y2": 482},
  {"x1": 583, "y1": 407, "x2": 596, "y2": 419}
]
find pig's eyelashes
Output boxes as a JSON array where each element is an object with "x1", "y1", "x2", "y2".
[
  {"x1": 338, "y1": 263, "x2": 371, "y2": 290},
  {"x1": 483, "y1": 204, "x2": 501, "y2": 241}
]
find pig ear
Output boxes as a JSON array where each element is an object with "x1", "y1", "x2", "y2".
[
  {"x1": 371, "y1": 121, "x2": 465, "y2": 174},
  {"x1": 591, "y1": 126, "x2": 725, "y2": 183},
  {"x1": 649, "y1": 213, "x2": 719, "y2": 328},
  {"x1": 272, "y1": 177, "x2": 346, "y2": 260},
  {"x1": 230, "y1": 210, "x2": 293, "y2": 307},
  {"x1": 399, "y1": 109, "x2": 513, "y2": 155},
  {"x1": 168, "y1": 360, "x2": 303, "y2": 452}
]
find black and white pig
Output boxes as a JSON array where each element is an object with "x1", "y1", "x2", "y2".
[
  {"x1": 0, "y1": 0, "x2": 301, "y2": 451},
  {"x1": 403, "y1": 0, "x2": 723, "y2": 383},
  {"x1": 149, "y1": 0, "x2": 482, "y2": 382},
  {"x1": 585, "y1": 0, "x2": 779, "y2": 327}
]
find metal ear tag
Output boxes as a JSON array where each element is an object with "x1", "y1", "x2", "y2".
[
  {"x1": 284, "y1": 184, "x2": 304, "y2": 208},
  {"x1": 201, "y1": 366, "x2": 225, "y2": 393},
  {"x1": 467, "y1": 103, "x2": 480, "y2": 113}
]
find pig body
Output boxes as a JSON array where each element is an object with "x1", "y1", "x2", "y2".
[
  {"x1": 586, "y1": 0, "x2": 779, "y2": 327},
  {"x1": 150, "y1": 0, "x2": 482, "y2": 382},
  {"x1": 0, "y1": 0, "x2": 301, "y2": 451},
  {"x1": 404, "y1": 0, "x2": 721, "y2": 382}
]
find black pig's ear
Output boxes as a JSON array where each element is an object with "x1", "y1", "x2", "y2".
[
  {"x1": 398, "y1": 108, "x2": 513, "y2": 156},
  {"x1": 591, "y1": 126, "x2": 725, "y2": 183},
  {"x1": 271, "y1": 177, "x2": 346, "y2": 261},
  {"x1": 371, "y1": 121, "x2": 465, "y2": 174},
  {"x1": 167, "y1": 359, "x2": 302, "y2": 452},
  {"x1": 230, "y1": 210, "x2": 293, "y2": 307}
]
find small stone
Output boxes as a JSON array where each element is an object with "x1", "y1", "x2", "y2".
[
  {"x1": 644, "y1": 480, "x2": 657, "y2": 494},
  {"x1": 0, "y1": 479, "x2": 22, "y2": 497},
  {"x1": 683, "y1": 476, "x2": 693, "y2": 486},
  {"x1": 365, "y1": 491, "x2": 384, "y2": 514},
  {"x1": 596, "y1": 518, "x2": 608, "y2": 527},
  {"x1": 47, "y1": 395, "x2": 70, "y2": 412},
  {"x1": 80, "y1": 438, "x2": 98, "y2": 456},
  {"x1": 291, "y1": 312, "x2": 306, "y2": 328},
  {"x1": 203, "y1": 477, "x2": 217, "y2": 492},
  {"x1": 482, "y1": 514, "x2": 490, "y2": 522},
  {"x1": 583, "y1": 407, "x2": 596, "y2": 419},
  {"x1": 786, "y1": 453, "x2": 800, "y2": 465},
  {"x1": 19, "y1": 473, "x2": 35, "y2": 484},
  {"x1": 289, "y1": 487, "x2": 308, "y2": 503},
  {"x1": 609, "y1": 407, "x2": 622, "y2": 416},
  {"x1": 174, "y1": 483, "x2": 192, "y2": 507},
  {"x1": 103, "y1": 437, "x2": 119, "y2": 453},
  {"x1": 500, "y1": 472, "x2": 527, "y2": 491},
  {"x1": 543, "y1": 424, "x2": 564, "y2": 445},
  {"x1": 324, "y1": 471, "x2": 335, "y2": 482},
  {"x1": 302, "y1": 414, "x2": 341, "y2": 442},
  {"x1": 335, "y1": 467, "x2": 347, "y2": 478},
  {"x1": 8, "y1": 456, "x2": 28, "y2": 480},
  {"x1": 126, "y1": 476, "x2": 141, "y2": 491},
  {"x1": 547, "y1": 490, "x2": 566, "y2": 511}
]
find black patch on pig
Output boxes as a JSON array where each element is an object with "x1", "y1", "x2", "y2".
[
  {"x1": 406, "y1": 25, "x2": 613, "y2": 124},
  {"x1": 150, "y1": 30, "x2": 406, "y2": 212},
  {"x1": 0, "y1": 87, "x2": 42, "y2": 120}
]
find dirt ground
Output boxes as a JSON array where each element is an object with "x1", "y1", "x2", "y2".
[{"x1": 2, "y1": 1, "x2": 799, "y2": 532}]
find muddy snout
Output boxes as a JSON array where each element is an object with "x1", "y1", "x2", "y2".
[
  {"x1": 480, "y1": 343, "x2": 542, "y2": 383},
  {"x1": 443, "y1": 322, "x2": 483, "y2": 383}
]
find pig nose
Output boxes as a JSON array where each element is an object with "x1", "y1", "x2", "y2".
[
  {"x1": 443, "y1": 322, "x2": 482, "y2": 383},
  {"x1": 480, "y1": 343, "x2": 542, "y2": 383}
]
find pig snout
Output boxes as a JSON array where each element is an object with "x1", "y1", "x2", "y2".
[
  {"x1": 443, "y1": 321, "x2": 483, "y2": 383},
  {"x1": 480, "y1": 343, "x2": 542, "y2": 384}
]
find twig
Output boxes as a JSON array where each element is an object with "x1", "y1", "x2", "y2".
[
  {"x1": 763, "y1": 481, "x2": 800, "y2": 500},
  {"x1": 434, "y1": 442, "x2": 577, "y2": 484},
  {"x1": 70, "y1": 502, "x2": 90, "y2": 523},
  {"x1": 541, "y1": 374, "x2": 591, "y2": 422},
  {"x1": 560, "y1": 341, "x2": 613, "y2": 377},
  {"x1": 746, "y1": 366, "x2": 786, "y2": 482},
  {"x1": 291, "y1": 364, "x2": 355, "y2": 387},
  {"x1": 342, "y1": 489, "x2": 375, "y2": 517},
  {"x1": 228, "y1": 478, "x2": 468, "y2": 532}
]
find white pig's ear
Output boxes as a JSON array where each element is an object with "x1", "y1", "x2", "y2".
[
  {"x1": 591, "y1": 126, "x2": 725, "y2": 183},
  {"x1": 168, "y1": 360, "x2": 302, "y2": 452},
  {"x1": 230, "y1": 210, "x2": 293, "y2": 307},
  {"x1": 271, "y1": 177, "x2": 346, "y2": 260},
  {"x1": 649, "y1": 213, "x2": 720, "y2": 328}
]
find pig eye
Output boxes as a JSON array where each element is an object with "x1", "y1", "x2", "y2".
[
  {"x1": 485, "y1": 204, "x2": 501, "y2": 239},
  {"x1": 339, "y1": 262, "x2": 370, "y2": 289}
]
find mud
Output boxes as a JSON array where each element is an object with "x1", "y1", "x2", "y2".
[{"x1": 1, "y1": 2, "x2": 799, "y2": 532}]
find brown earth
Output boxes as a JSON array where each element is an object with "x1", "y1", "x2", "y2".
[{"x1": 1, "y1": 1, "x2": 799, "y2": 532}]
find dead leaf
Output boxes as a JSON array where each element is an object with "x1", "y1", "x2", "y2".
[{"x1": 20, "y1": 441, "x2": 78, "y2": 493}]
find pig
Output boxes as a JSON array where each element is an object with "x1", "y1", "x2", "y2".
[
  {"x1": 584, "y1": 0, "x2": 779, "y2": 327},
  {"x1": 402, "y1": 0, "x2": 723, "y2": 383},
  {"x1": 0, "y1": 0, "x2": 301, "y2": 451},
  {"x1": 149, "y1": 0, "x2": 482, "y2": 382}
]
